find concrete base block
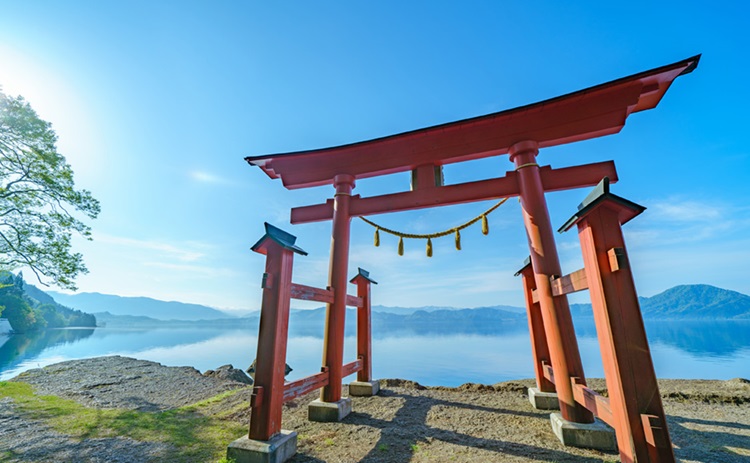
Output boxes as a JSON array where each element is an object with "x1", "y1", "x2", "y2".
[
  {"x1": 550, "y1": 413, "x2": 616, "y2": 451},
  {"x1": 308, "y1": 398, "x2": 352, "y2": 422},
  {"x1": 528, "y1": 387, "x2": 560, "y2": 410},
  {"x1": 349, "y1": 380, "x2": 380, "y2": 397},
  {"x1": 227, "y1": 430, "x2": 297, "y2": 463}
]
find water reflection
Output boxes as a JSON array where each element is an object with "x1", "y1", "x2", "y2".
[
  {"x1": 1, "y1": 320, "x2": 748, "y2": 385},
  {"x1": 290, "y1": 309, "x2": 531, "y2": 338},
  {"x1": 0, "y1": 328, "x2": 95, "y2": 376},
  {"x1": 574, "y1": 319, "x2": 750, "y2": 357}
]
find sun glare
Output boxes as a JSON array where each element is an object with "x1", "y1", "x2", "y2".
[{"x1": 0, "y1": 44, "x2": 102, "y2": 179}]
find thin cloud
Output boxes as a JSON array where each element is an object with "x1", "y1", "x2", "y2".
[
  {"x1": 189, "y1": 170, "x2": 234, "y2": 186},
  {"x1": 648, "y1": 198, "x2": 722, "y2": 223},
  {"x1": 628, "y1": 197, "x2": 745, "y2": 245},
  {"x1": 95, "y1": 233, "x2": 209, "y2": 262},
  {"x1": 142, "y1": 261, "x2": 238, "y2": 278}
]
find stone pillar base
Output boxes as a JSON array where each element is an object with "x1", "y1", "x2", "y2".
[
  {"x1": 227, "y1": 430, "x2": 297, "y2": 463},
  {"x1": 308, "y1": 398, "x2": 352, "y2": 422},
  {"x1": 349, "y1": 380, "x2": 380, "y2": 397},
  {"x1": 550, "y1": 413, "x2": 616, "y2": 451},
  {"x1": 528, "y1": 387, "x2": 560, "y2": 410}
]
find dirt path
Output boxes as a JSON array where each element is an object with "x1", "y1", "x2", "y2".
[
  {"x1": 2, "y1": 357, "x2": 749, "y2": 462},
  {"x1": 268, "y1": 379, "x2": 750, "y2": 463}
]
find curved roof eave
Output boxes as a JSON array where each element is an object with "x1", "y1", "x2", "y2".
[{"x1": 246, "y1": 55, "x2": 700, "y2": 190}]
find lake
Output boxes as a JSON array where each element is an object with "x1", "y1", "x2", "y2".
[{"x1": 1, "y1": 319, "x2": 749, "y2": 386}]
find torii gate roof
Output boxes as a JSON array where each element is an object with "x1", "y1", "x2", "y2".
[{"x1": 246, "y1": 55, "x2": 700, "y2": 190}]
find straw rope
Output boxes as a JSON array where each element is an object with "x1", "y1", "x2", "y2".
[{"x1": 359, "y1": 198, "x2": 509, "y2": 256}]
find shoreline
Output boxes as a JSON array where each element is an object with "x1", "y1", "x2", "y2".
[
  {"x1": 2, "y1": 318, "x2": 750, "y2": 388},
  {"x1": 1, "y1": 356, "x2": 749, "y2": 462}
]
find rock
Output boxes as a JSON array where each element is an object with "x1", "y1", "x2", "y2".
[
  {"x1": 246, "y1": 359, "x2": 292, "y2": 380},
  {"x1": 726, "y1": 378, "x2": 750, "y2": 387},
  {"x1": 203, "y1": 364, "x2": 253, "y2": 385}
]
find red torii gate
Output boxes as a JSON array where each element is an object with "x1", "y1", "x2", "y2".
[{"x1": 234, "y1": 55, "x2": 700, "y2": 463}]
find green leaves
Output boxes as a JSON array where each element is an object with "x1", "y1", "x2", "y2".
[{"x1": 0, "y1": 90, "x2": 100, "y2": 290}]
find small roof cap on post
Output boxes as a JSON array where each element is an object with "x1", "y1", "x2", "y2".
[
  {"x1": 514, "y1": 256, "x2": 532, "y2": 277},
  {"x1": 559, "y1": 177, "x2": 646, "y2": 233},
  {"x1": 251, "y1": 222, "x2": 308, "y2": 255},
  {"x1": 350, "y1": 267, "x2": 378, "y2": 284}
]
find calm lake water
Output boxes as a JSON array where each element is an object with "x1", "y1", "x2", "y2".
[{"x1": 1, "y1": 319, "x2": 749, "y2": 386}]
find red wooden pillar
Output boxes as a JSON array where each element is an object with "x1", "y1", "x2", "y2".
[
  {"x1": 515, "y1": 258, "x2": 555, "y2": 393},
  {"x1": 560, "y1": 178, "x2": 675, "y2": 463},
  {"x1": 351, "y1": 268, "x2": 377, "y2": 382},
  {"x1": 248, "y1": 223, "x2": 307, "y2": 441},
  {"x1": 510, "y1": 140, "x2": 594, "y2": 424},
  {"x1": 321, "y1": 174, "x2": 355, "y2": 403}
]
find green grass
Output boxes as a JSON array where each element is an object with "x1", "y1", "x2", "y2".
[{"x1": 0, "y1": 381, "x2": 248, "y2": 463}]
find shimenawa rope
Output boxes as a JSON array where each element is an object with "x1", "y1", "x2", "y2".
[{"x1": 359, "y1": 198, "x2": 508, "y2": 257}]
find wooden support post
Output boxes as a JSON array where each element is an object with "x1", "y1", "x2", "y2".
[
  {"x1": 351, "y1": 268, "x2": 377, "y2": 382},
  {"x1": 561, "y1": 178, "x2": 675, "y2": 463},
  {"x1": 320, "y1": 174, "x2": 355, "y2": 403},
  {"x1": 515, "y1": 258, "x2": 555, "y2": 393},
  {"x1": 248, "y1": 223, "x2": 307, "y2": 442},
  {"x1": 510, "y1": 140, "x2": 594, "y2": 424}
]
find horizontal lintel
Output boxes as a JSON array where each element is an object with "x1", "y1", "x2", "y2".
[
  {"x1": 346, "y1": 295, "x2": 364, "y2": 307},
  {"x1": 532, "y1": 267, "x2": 589, "y2": 303},
  {"x1": 542, "y1": 361, "x2": 555, "y2": 385},
  {"x1": 283, "y1": 371, "x2": 330, "y2": 402},
  {"x1": 291, "y1": 160, "x2": 617, "y2": 224},
  {"x1": 571, "y1": 379, "x2": 614, "y2": 427},
  {"x1": 342, "y1": 359, "x2": 363, "y2": 378},
  {"x1": 550, "y1": 268, "x2": 589, "y2": 297},
  {"x1": 290, "y1": 283, "x2": 334, "y2": 304}
]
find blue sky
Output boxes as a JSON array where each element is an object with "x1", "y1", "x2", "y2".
[{"x1": 0, "y1": 1, "x2": 748, "y2": 313}]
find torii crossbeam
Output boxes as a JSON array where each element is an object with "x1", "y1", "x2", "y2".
[{"x1": 242, "y1": 55, "x2": 700, "y2": 463}]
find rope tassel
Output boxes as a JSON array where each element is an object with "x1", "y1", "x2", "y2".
[{"x1": 359, "y1": 197, "x2": 508, "y2": 257}]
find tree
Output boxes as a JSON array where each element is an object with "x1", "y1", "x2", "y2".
[
  {"x1": 0, "y1": 292, "x2": 43, "y2": 333},
  {"x1": 0, "y1": 270, "x2": 97, "y2": 331},
  {"x1": 0, "y1": 89, "x2": 100, "y2": 290}
]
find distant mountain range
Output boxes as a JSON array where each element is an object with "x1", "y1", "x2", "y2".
[
  {"x1": 570, "y1": 284, "x2": 750, "y2": 320},
  {"x1": 376, "y1": 285, "x2": 750, "y2": 320},
  {"x1": 30, "y1": 283, "x2": 750, "y2": 327},
  {"x1": 642, "y1": 285, "x2": 750, "y2": 319},
  {"x1": 371, "y1": 304, "x2": 525, "y2": 315},
  {"x1": 46, "y1": 291, "x2": 232, "y2": 321}
]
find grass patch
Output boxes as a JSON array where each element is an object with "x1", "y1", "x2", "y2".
[{"x1": 0, "y1": 381, "x2": 247, "y2": 463}]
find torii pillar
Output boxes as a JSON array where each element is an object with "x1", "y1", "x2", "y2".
[
  {"x1": 308, "y1": 174, "x2": 356, "y2": 422},
  {"x1": 510, "y1": 140, "x2": 595, "y2": 425}
]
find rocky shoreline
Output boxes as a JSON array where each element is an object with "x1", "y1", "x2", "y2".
[
  {"x1": 11, "y1": 356, "x2": 252, "y2": 412},
  {"x1": 1, "y1": 356, "x2": 749, "y2": 462}
]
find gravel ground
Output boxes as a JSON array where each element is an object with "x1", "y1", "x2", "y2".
[
  {"x1": 0, "y1": 397, "x2": 172, "y2": 462},
  {"x1": 2, "y1": 356, "x2": 749, "y2": 463}
]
